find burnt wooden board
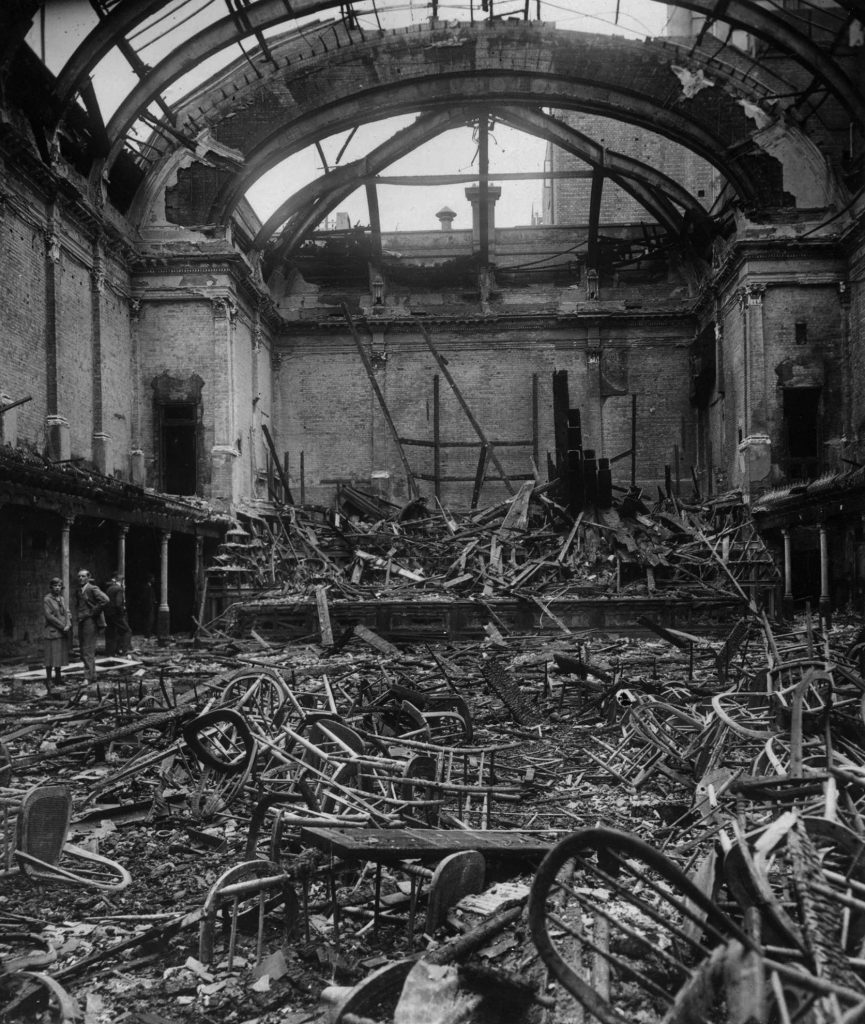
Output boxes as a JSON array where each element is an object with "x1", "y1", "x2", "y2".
[{"x1": 300, "y1": 827, "x2": 554, "y2": 863}]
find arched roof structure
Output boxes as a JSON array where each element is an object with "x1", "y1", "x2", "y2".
[{"x1": 1, "y1": 0, "x2": 862, "y2": 250}]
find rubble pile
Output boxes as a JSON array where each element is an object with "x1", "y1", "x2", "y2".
[{"x1": 207, "y1": 485, "x2": 779, "y2": 644}]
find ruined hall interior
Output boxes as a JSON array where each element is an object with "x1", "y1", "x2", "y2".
[{"x1": 2, "y1": 0, "x2": 865, "y2": 1021}]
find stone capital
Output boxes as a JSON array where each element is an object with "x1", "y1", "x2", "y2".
[
  {"x1": 737, "y1": 283, "x2": 765, "y2": 310},
  {"x1": 45, "y1": 230, "x2": 61, "y2": 263},
  {"x1": 91, "y1": 257, "x2": 106, "y2": 293},
  {"x1": 212, "y1": 296, "x2": 238, "y2": 323}
]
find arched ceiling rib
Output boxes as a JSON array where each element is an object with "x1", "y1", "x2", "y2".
[
  {"x1": 3, "y1": 1, "x2": 858, "y2": 237},
  {"x1": 254, "y1": 104, "x2": 712, "y2": 256},
  {"x1": 202, "y1": 67, "x2": 763, "y2": 223},
  {"x1": 89, "y1": 17, "x2": 842, "y2": 227},
  {"x1": 252, "y1": 109, "x2": 472, "y2": 247},
  {"x1": 48, "y1": 0, "x2": 865, "y2": 157}
]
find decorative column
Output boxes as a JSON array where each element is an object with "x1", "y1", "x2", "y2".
[
  {"x1": 736, "y1": 283, "x2": 771, "y2": 499},
  {"x1": 117, "y1": 523, "x2": 129, "y2": 578},
  {"x1": 45, "y1": 207, "x2": 70, "y2": 463},
  {"x1": 781, "y1": 528, "x2": 794, "y2": 620},
  {"x1": 157, "y1": 531, "x2": 171, "y2": 641},
  {"x1": 819, "y1": 523, "x2": 831, "y2": 627},
  {"x1": 209, "y1": 297, "x2": 240, "y2": 505},
  {"x1": 91, "y1": 249, "x2": 111, "y2": 473},
  {"x1": 61, "y1": 515, "x2": 74, "y2": 602}
]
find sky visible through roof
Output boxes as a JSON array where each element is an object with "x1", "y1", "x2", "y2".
[{"x1": 29, "y1": 0, "x2": 670, "y2": 232}]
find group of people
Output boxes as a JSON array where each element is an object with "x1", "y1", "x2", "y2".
[{"x1": 42, "y1": 570, "x2": 136, "y2": 695}]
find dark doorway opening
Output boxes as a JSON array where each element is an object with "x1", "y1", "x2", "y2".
[
  {"x1": 783, "y1": 387, "x2": 821, "y2": 480},
  {"x1": 161, "y1": 403, "x2": 198, "y2": 495}
]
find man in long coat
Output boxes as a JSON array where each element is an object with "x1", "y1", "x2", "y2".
[{"x1": 72, "y1": 569, "x2": 109, "y2": 688}]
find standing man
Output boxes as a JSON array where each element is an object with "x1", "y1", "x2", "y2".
[
  {"x1": 104, "y1": 572, "x2": 133, "y2": 656},
  {"x1": 73, "y1": 569, "x2": 109, "y2": 689}
]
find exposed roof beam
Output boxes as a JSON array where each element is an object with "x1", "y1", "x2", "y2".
[
  {"x1": 665, "y1": 0, "x2": 865, "y2": 124},
  {"x1": 586, "y1": 163, "x2": 604, "y2": 269},
  {"x1": 53, "y1": 0, "x2": 865, "y2": 182},
  {"x1": 365, "y1": 182, "x2": 382, "y2": 262},
  {"x1": 211, "y1": 77, "x2": 757, "y2": 224},
  {"x1": 477, "y1": 114, "x2": 490, "y2": 266},
  {"x1": 260, "y1": 103, "x2": 706, "y2": 261},
  {"x1": 54, "y1": 0, "x2": 173, "y2": 116},
  {"x1": 363, "y1": 170, "x2": 595, "y2": 185},
  {"x1": 492, "y1": 107, "x2": 711, "y2": 227},
  {"x1": 252, "y1": 109, "x2": 467, "y2": 247}
]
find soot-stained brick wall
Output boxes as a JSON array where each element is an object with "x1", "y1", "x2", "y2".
[
  {"x1": 0, "y1": 190, "x2": 48, "y2": 447},
  {"x1": 100, "y1": 255, "x2": 135, "y2": 472},
  {"x1": 132, "y1": 280, "x2": 278, "y2": 504},
  {"x1": 0, "y1": 166, "x2": 134, "y2": 470},
  {"x1": 544, "y1": 113, "x2": 718, "y2": 227},
  {"x1": 134, "y1": 296, "x2": 218, "y2": 494},
  {"x1": 275, "y1": 320, "x2": 696, "y2": 507},
  {"x1": 58, "y1": 242, "x2": 95, "y2": 456},
  {"x1": 711, "y1": 252, "x2": 848, "y2": 492}
]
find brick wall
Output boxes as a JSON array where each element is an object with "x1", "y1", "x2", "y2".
[
  {"x1": 0, "y1": 169, "x2": 134, "y2": 470},
  {"x1": 546, "y1": 113, "x2": 718, "y2": 227},
  {"x1": 135, "y1": 297, "x2": 218, "y2": 491},
  {"x1": 99, "y1": 257, "x2": 135, "y2": 475},
  {"x1": 58, "y1": 247, "x2": 95, "y2": 457},
  {"x1": 712, "y1": 255, "x2": 848, "y2": 492},
  {"x1": 0, "y1": 191, "x2": 48, "y2": 447},
  {"x1": 132, "y1": 282, "x2": 279, "y2": 504},
  {"x1": 275, "y1": 320, "x2": 695, "y2": 507}
]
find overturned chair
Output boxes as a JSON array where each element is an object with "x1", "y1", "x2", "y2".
[{"x1": 1, "y1": 783, "x2": 131, "y2": 892}]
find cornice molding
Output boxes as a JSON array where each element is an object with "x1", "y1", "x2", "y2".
[
  {"x1": 277, "y1": 307, "x2": 696, "y2": 338},
  {"x1": 710, "y1": 235, "x2": 846, "y2": 296},
  {"x1": 131, "y1": 250, "x2": 284, "y2": 331}
]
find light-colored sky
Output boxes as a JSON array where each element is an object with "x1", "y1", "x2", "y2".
[{"x1": 32, "y1": 0, "x2": 671, "y2": 231}]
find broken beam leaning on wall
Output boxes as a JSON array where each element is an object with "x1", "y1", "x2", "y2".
[
  {"x1": 261, "y1": 424, "x2": 295, "y2": 504},
  {"x1": 416, "y1": 322, "x2": 516, "y2": 496},
  {"x1": 0, "y1": 394, "x2": 32, "y2": 415},
  {"x1": 342, "y1": 303, "x2": 419, "y2": 499}
]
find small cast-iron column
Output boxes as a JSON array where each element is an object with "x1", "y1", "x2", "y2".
[
  {"x1": 117, "y1": 523, "x2": 128, "y2": 578},
  {"x1": 782, "y1": 528, "x2": 794, "y2": 620},
  {"x1": 61, "y1": 515, "x2": 74, "y2": 601},
  {"x1": 819, "y1": 523, "x2": 831, "y2": 627},
  {"x1": 158, "y1": 531, "x2": 171, "y2": 641}
]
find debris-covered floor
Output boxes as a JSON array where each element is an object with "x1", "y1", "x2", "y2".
[
  {"x1": 4, "y1": 611, "x2": 865, "y2": 1024},
  {"x1": 4, "y1": 486, "x2": 865, "y2": 1023}
]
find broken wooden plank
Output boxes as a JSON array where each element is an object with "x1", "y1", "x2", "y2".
[
  {"x1": 300, "y1": 827, "x2": 552, "y2": 862},
  {"x1": 481, "y1": 661, "x2": 541, "y2": 726},
  {"x1": 315, "y1": 585, "x2": 334, "y2": 647},
  {"x1": 498, "y1": 481, "x2": 535, "y2": 542},
  {"x1": 353, "y1": 623, "x2": 400, "y2": 657},
  {"x1": 556, "y1": 512, "x2": 584, "y2": 564}
]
